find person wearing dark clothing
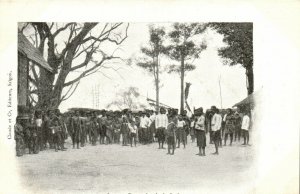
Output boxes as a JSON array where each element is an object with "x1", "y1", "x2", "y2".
[
  {"x1": 166, "y1": 116, "x2": 176, "y2": 155},
  {"x1": 71, "y1": 111, "x2": 81, "y2": 149},
  {"x1": 14, "y1": 117, "x2": 26, "y2": 156},
  {"x1": 121, "y1": 116, "x2": 129, "y2": 146},
  {"x1": 90, "y1": 117, "x2": 99, "y2": 146},
  {"x1": 194, "y1": 108, "x2": 206, "y2": 156},
  {"x1": 224, "y1": 109, "x2": 235, "y2": 146}
]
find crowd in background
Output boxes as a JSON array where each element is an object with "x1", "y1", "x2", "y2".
[{"x1": 14, "y1": 106, "x2": 251, "y2": 157}]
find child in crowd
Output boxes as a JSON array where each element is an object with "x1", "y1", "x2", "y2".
[
  {"x1": 166, "y1": 116, "x2": 176, "y2": 155},
  {"x1": 128, "y1": 120, "x2": 137, "y2": 147}
]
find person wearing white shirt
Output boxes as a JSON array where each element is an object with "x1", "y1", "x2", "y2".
[
  {"x1": 139, "y1": 113, "x2": 150, "y2": 144},
  {"x1": 194, "y1": 107, "x2": 206, "y2": 156},
  {"x1": 155, "y1": 107, "x2": 168, "y2": 149},
  {"x1": 35, "y1": 114, "x2": 43, "y2": 151},
  {"x1": 128, "y1": 120, "x2": 138, "y2": 147},
  {"x1": 211, "y1": 106, "x2": 222, "y2": 155},
  {"x1": 150, "y1": 111, "x2": 156, "y2": 123},
  {"x1": 241, "y1": 112, "x2": 250, "y2": 145}
]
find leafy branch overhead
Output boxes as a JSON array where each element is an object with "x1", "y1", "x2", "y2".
[
  {"x1": 164, "y1": 23, "x2": 208, "y2": 114},
  {"x1": 210, "y1": 22, "x2": 253, "y2": 68},
  {"x1": 167, "y1": 63, "x2": 196, "y2": 74},
  {"x1": 165, "y1": 23, "x2": 208, "y2": 72},
  {"x1": 209, "y1": 22, "x2": 254, "y2": 94}
]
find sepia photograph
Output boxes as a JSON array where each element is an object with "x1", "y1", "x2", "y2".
[
  {"x1": 0, "y1": 1, "x2": 299, "y2": 194},
  {"x1": 15, "y1": 22, "x2": 257, "y2": 193}
]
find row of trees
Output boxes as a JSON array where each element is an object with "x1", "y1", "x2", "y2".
[
  {"x1": 136, "y1": 23, "x2": 253, "y2": 114},
  {"x1": 20, "y1": 22, "x2": 253, "y2": 112}
]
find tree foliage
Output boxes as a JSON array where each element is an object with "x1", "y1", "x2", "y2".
[
  {"x1": 136, "y1": 25, "x2": 166, "y2": 74},
  {"x1": 210, "y1": 22, "x2": 253, "y2": 68},
  {"x1": 136, "y1": 25, "x2": 167, "y2": 111},
  {"x1": 209, "y1": 22, "x2": 254, "y2": 94},
  {"x1": 165, "y1": 23, "x2": 208, "y2": 114},
  {"x1": 106, "y1": 87, "x2": 146, "y2": 110},
  {"x1": 166, "y1": 23, "x2": 207, "y2": 61}
]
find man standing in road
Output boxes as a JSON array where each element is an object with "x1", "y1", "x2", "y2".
[
  {"x1": 224, "y1": 108, "x2": 235, "y2": 146},
  {"x1": 194, "y1": 108, "x2": 206, "y2": 156},
  {"x1": 155, "y1": 107, "x2": 168, "y2": 149},
  {"x1": 140, "y1": 112, "x2": 150, "y2": 144},
  {"x1": 72, "y1": 111, "x2": 81, "y2": 149},
  {"x1": 241, "y1": 111, "x2": 250, "y2": 145},
  {"x1": 211, "y1": 106, "x2": 222, "y2": 155}
]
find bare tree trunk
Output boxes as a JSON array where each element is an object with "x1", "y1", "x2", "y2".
[
  {"x1": 246, "y1": 66, "x2": 254, "y2": 95},
  {"x1": 36, "y1": 23, "x2": 97, "y2": 110},
  {"x1": 180, "y1": 55, "x2": 185, "y2": 115},
  {"x1": 155, "y1": 57, "x2": 159, "y2": 112},
  {"x1": 36, "y1": 67, "x2": 55, "y2": 109}
]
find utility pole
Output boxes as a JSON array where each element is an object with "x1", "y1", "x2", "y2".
[
  {"x1": 95, "y1": 84, "x2": 99, "y2": 109},
  {"x1": 218, "y1": 75, "x2": 223, "y2": 109},
  {"x1": 92, "y1": 86, "x2": 95, "y2": 109}
]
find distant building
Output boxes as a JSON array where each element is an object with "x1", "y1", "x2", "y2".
[
  {"x1": 146, "y1": 98, "x2": 173, "y2": 110},
  {"x1": 233, "y1": 89, "x2": 263, "y2": 112}
]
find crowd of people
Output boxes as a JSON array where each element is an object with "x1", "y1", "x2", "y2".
[{"x1": 14, "y1": 106, "x2": 251, "y2": 157}]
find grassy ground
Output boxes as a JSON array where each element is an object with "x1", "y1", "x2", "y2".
[{"x1": 17, "y1": 135, "x2": 255, "y2": 194}]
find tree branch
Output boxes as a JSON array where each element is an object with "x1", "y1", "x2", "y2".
[
  {"x1": 63, "y1": 56, "x2": 111, "y2": 87},
  {"x1": 69, "y1": 48, "x2": 95, "y2": 71},
  {"x1": 53, "y1": 23, "x2": 75, "y2": 37},
  {"x1": 30, "y1": 63, "x2": 39, "y2": 83},
  {"x1": 20, "y1": 23, "x2": 29, "y2": 33},
  {"x1": 81, "y1": 23, "x2": 123, "y2": 43},
  {"x1": 28, "y1": 76, "x2": 37, "y2": 86},
  {"x1": 61, "y1": 81, "x2": 80, "y2": 102},
  {"x1": 49, "y1": 22, "x2": 54, "y2": 30}
]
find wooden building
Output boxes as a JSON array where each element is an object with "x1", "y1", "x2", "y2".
[{"x1": 18, "y1": 32, "x2": 53, "y2": 114}]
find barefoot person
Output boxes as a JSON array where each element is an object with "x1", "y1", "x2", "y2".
[
  {"x1": 139, "y1": 112, "x2": 150, "y2": 144},
  {"x1": 176, "y1": 115, "x2": 186, "y2": 148},
  {"x1": 194, "y1": 108, "x2": 206, "y2": 156},
  {"x1": 155, "y1": 107, "x2": 168, "y2": 149},
  {"x1": 211, "y1": 106, "x2": 222, "y2": 155},
  {"x1": 71, "y1": 111, "x2": 81, "y2": 149},
  {"x1": 166, "y1": 115, "x2": 176, "y2": 155},
  {"x1": 224, "y1": 108, "x2": 235, "y2": 146},
  {"x1": 121, "y1": 116, "x2": 129, "y2": 146},
  {"x1": 241, "y1": 111, "x2": 250, "y2": 145},
  {"x1": 128, "y1": 119, "x2": 138, "y2": 147}
]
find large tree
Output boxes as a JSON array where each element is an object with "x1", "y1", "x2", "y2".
[
  {"x1": 136, "y1": 25, "x2": 167, "y2": 112},
  {"x1": 165, "y1": 23, "x2": 207, "y2": 114},
  {"x1": 210, "y1": 22, "x2": 253, "y2": 95},
  {"x1": 20, "y1": 22, "x2": 129, "y2": 110}
]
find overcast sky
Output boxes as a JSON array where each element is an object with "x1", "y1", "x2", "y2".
[{"x1": 57, "y1": 23, "x2": 259, "y2": 112}]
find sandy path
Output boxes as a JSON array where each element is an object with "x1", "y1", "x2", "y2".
[{"x1": 17, "y1": 135, "x2": 255, "y2": 194}]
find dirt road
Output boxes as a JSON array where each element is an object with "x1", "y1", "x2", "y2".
[{"x1": 17, "y1": 136, "x2": 255, "y2": 194}]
